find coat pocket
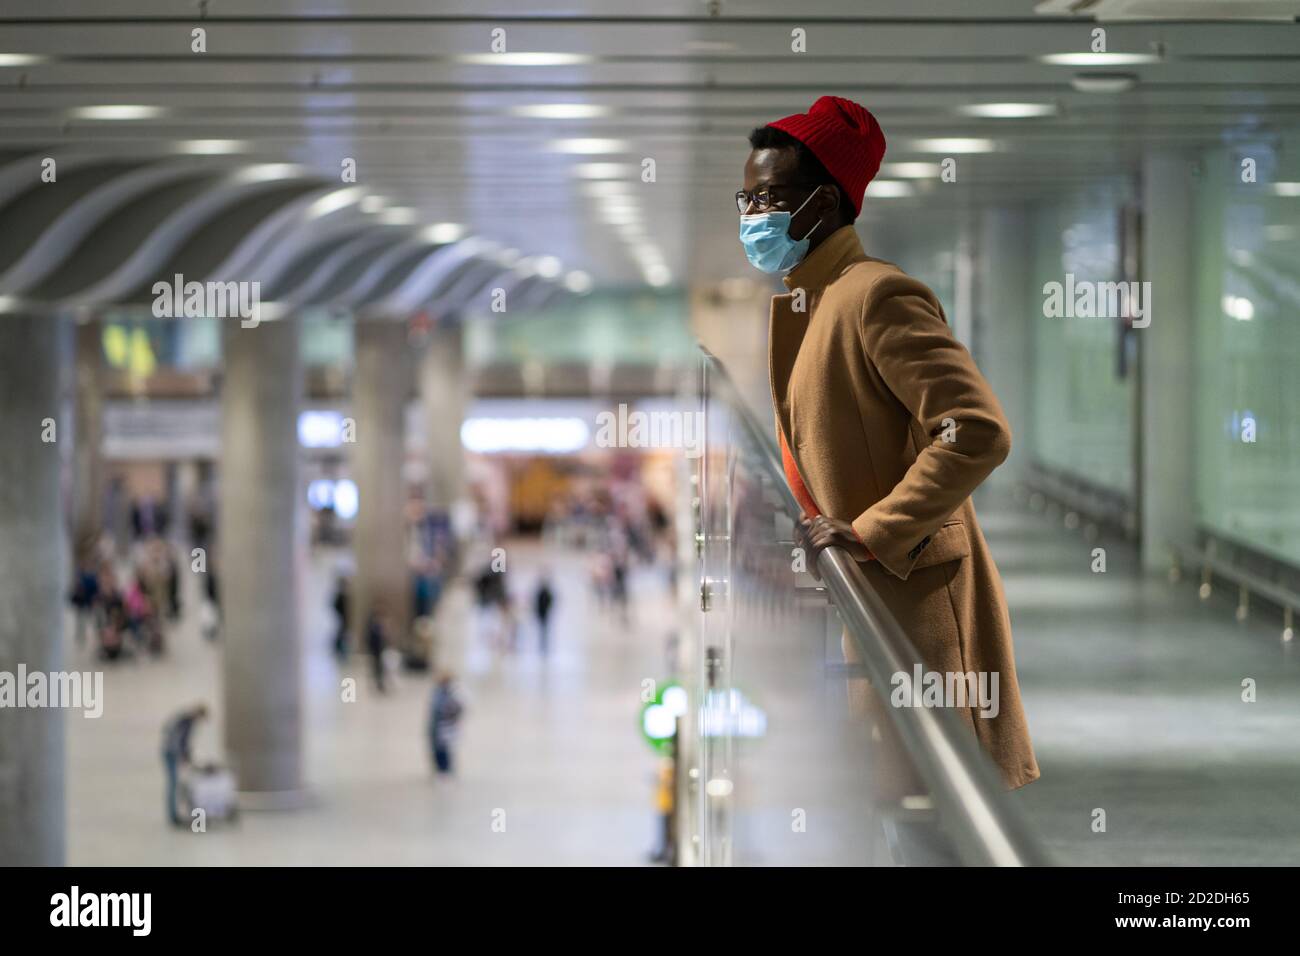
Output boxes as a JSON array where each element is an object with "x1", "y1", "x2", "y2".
[{"x1": 910, "y1": 519, "x2": 970, "y2": 570}]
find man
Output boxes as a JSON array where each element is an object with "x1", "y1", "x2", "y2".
[
  {"x1": 161, "y1": 703, "x2": 208, "y2": 825},
  {"x1": 739, "y1": 95, "x2": 1038, "y2": 789},
  {"x1": 365, "y1": 600, "x2": 390, "y2": 694},
  {"x1": 533, "y1": 571, "x2": 555, "y2": 655},
  {"x1": 428, "y1": 672, "x2": 464, "y2": 776}
]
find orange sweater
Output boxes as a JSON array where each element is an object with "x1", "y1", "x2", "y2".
[{"x1": 780, "y1": 430, "x2": 873, "y2": 558}]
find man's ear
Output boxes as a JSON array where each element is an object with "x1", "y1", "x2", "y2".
[{"x1": 818, "y1": 183, "x2": 842, "y2": 218}]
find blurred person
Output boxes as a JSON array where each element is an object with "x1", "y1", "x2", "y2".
[
  {"x1": 95, "y1": 564, "x2": 129, "y2": 661},
  {"x1": 589, "y1": 551, "x2": 613, "y2": 608},
  {"x1": 610, "y1": 557, "x2": 630, "y2": 624},
  {"x1": 427, "y1": 672, "x2": 464, "y2": 777},
  {"x1": 499, "y1": 591, "x2": 520, "y2": 652},
  {"x1": 164, "y1": 542, "x2": 181, "y2": 620},
  {"x1": 650, "y1": 754, "x2": 676, "y2": 865},
  {"x1": 124, "y1": 570, "x2": 161, "y2": 655},
  {"x1": 161, "y1": 703, "x2": 208, "y2": 826},
  {"x1": 331, "y1": 575, "x2": 351, "y2": 662},
  {"x1": 139, "y1": 537, "x2": 172, "y2": 626},
  {"x1": 533, "y1": 572, "x2": 555, "y2": 655},
  {"x1": 129, "y1": 497, "x2": 152, "y2": 540},
  {"x1": 365, "y1": 599, "x2": 393, "y2": 693},
  {"x1": 741, "y1": 95, "x2": 1038, "y2": 789},
  {"x1": 607, "y1": 519, "x2": 632, "y2": 625},
  {"x1": 188, "y1": 500, "x2": 212, "y2": 552},
  {"x1": 201, "y1": 565, "x2": 221, "y2": 641},
  {"x1": 68, "y1": 549, "x2": 100, "y2": 649}
]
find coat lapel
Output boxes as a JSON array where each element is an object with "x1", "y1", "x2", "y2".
[
  {"x1": 768, "y1": 291, "x2": 809, "y2": 451},
  {"x1": 767, "y1": 226, "x2": 868, "y2": 450}
]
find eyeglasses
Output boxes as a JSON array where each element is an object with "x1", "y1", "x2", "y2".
[{"x1": 735, "y1": 182, "x2": 819, "y2": 214}]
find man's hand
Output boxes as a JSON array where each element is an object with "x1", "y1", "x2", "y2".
[{"x1": 798, "y1": 515, "x2": 872, "y2": 570}]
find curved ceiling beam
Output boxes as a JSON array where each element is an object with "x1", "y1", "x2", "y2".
[
  {"x1": 334, "y1": 237, "x2": 439, "y2": 311},
  {"x1": 205, "y1": 184, "x2": 369, "y2": 287},
  {"x1": 0, "y1": 149, "x2": 122, "y2": 215},
  {"x1": 112, "y1": 178, "x2": 330, "y2": 306},
  {"x1": 30, "y1": 164, "x2": 324, "y2": 308},
  {"x1": 0, "y1": 156, "x2": 237, "y2": 296},
  {"x1": 258, "y1": 222, "x2": 380, "y2": 302},
  {"x1": 423, "y1": 259, "x2": 516, "y2": 320},
  {"x1": 457, "y1": 263, "x2": 551, "y2": 316},
  {"x1": 279, "y1": 226, "x2": 408, "y2": 307},
  {"x1": 364, "y1": 237, "x2": 499, "y2": 318},
  {"x1": 244, "y1": 211, "x2": 377, "y2": 293}
]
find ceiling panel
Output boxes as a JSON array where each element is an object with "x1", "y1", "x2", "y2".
[{"x1": 1, "y1": 1, "x2": 1296, "y2": 289}]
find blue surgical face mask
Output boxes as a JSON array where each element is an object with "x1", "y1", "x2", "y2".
[{"x1": 738, "y1": 186, "x2": 824, "y2": 274}]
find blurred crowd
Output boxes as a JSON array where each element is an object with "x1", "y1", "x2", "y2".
[{"x1": 69, "y1": 497, "x2": 217, "y2": 662}]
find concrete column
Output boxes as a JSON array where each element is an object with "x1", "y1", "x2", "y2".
[
  {"x1": 419, "y1": 322, "x2": 466, "y2": 512},
  {"x1": 0, "y1": 315, "x2": 66, "y2": 864},
  {"x1": 974, "y1": 204, "x2": 1035, "y2": 491},
  {"x1": 1139, "y1": 152, "x2": 1198, "y2": 572},
  {"x1": 71, "y1": 318, "x2": 104, "y2": 563},
  {"x1": 352, "y1": 320, "x2": 411, "y2": 638},
  {"x1": 218, "y1": 316, "x2": 303, "y2": 796}
]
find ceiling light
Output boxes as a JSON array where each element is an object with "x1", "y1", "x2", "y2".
[
  {"x1": 601, "y1": 210, "x2": 639, "y2": 225},
  {"x1": 548, "y1": 138, "x2": 629, "y2": 154},
  {"x1": 573, "y1": 162, "x2": 637, "y2": 179},
  {"x1": 458, "y1": 53, "x2": 592, "y2": 67},
  {"x1": 865, "y1": 180, "x2": 915, "y2": 199},
  {"x1": 306, "y1": 187, "x2": 366, "y2": 219},
  {"x1": 1040, "y1": 52, "x2": 1161, "y2": 66},
  {"x1": 564, "y1": 271, "x2": 593, "y2": 294},
  {"x1": 909, "y1": 138, "x2": 996, "y2": 154},
  {"x1": 379, "y1": 207, "x2": 417, "y2": 225},
  {"x1": 236, "y1": 163, "x2": 303, "y2": 184},
  {"x1": 684, "y1": 40, "x2": 737, "y2": 53},
  {"x1": 1222, "y1": 295, "x2": 1255, "y2": 321},
  {"x1": 644, "y1": 264, "x2": 672, "y2": 287},
  {"x1": 958, "y1": 102, "x2": 1057, "y2": 119},
  {"x1": 534, "y1": 256, "x2": 563, "y2": 279},
  {"x1": 71, "y1": 104, "x2": 166, "y2": 121},
  {"x1": 0, "y1": 53, "x2": 45, "y2": 67},
  {"x1": 175, "y1": 139, "x2": 249, "y2": 155},
  {"x1": 512, "y1": 103, "x2": 610, "y2": 119},
  {"x1": 1271, "y1": 182, "x2": 1300, "y2": 197},
  {"x1": 423, "y1": 222, "x2": 466, "y2": 243},
  {"x1": 878, "y1": 162, "x2": 942, "y2": 178},
  {"x1": 582, "y1": 181, "x2": 637, "y2": 198},
  {"x1": 1070, "y1": 73, "x2": 1138, "y2": 94}
]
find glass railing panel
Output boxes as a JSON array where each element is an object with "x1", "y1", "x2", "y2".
[{"x1": 681, "y1": 350, "x2": 1050, "y2": 867}]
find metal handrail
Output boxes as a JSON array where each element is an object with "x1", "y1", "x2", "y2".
[{"x1": 700, "y1": 348, "x2": 1051, "y2": 867}]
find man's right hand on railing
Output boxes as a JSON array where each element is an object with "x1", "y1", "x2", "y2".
[{"x1": 798, "y1": 514, "x2": 875, "y2": 575}]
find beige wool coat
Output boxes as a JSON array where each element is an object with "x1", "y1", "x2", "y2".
[{"x1": 769, "y1": 225, "x2": 1039, "y2": 790}]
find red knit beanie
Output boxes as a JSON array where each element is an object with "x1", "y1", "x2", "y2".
[{"x1": 768, "y1": 96, "x2": 886, "y2": 216}]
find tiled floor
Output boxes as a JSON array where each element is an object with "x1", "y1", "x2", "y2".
[
  {"x1": 980, "y1": 496, "x2": 1300, "y2": 866},
  {"x1": 66, "y1": 540, "x2": 667, "y2": 865}
]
